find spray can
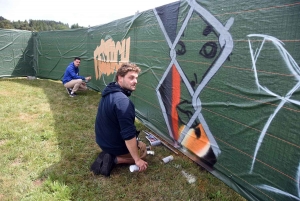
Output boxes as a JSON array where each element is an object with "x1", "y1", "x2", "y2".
[{"x1": 162, "y1": 155, "x2": 174, "y2": 163}]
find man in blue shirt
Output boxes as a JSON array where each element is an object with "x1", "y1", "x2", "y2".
[
  {"x1": 91, "y1": 62, "x2": 148, "y2": 177},
  {"x1": 62, "y1": 57, "x2": 91, "y2": 97}
]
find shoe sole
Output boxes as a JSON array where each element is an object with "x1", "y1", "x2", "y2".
[
  {"x1": 100, "y1": 153, "x2": 115, "y2": 177},
  {"x1": 90, "y1": 152, "x2": 106, "y2": 175}
]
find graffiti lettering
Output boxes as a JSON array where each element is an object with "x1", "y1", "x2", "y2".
[{"x1": 94, "y1": 37, "x2": 131, "y2": 80}]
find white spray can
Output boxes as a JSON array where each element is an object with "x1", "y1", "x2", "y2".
[{"x1": 162, "y1": 155, "x2": 174, "y2": 163}]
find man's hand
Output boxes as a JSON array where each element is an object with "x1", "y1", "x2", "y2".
[
  {"x1": 125, "y1": 138, "x2": 148, "y2": 172},
  {"x1": 85, "y1": 76, "x2": 92, "y2": 81},
  {"x1": 135, "y1": 158, "x2": 148, "y2": 172}
]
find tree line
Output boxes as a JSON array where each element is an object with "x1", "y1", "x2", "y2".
[{"x1": 0, "y1": 16, "x2": 84, "y2": 31}]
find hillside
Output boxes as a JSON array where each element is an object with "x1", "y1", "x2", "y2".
[{"x1": 0, "y1": 16, "x2": 84, "y2": 31}]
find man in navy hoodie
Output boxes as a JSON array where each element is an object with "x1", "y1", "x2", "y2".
[
  {"x1": 62, "y1": 57, "x2": 91, "y2": 97},
  {"x1": 91, "y1": 62, "x2": 148, "y2": 177}
]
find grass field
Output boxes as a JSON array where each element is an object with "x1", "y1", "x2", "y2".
[{"x1": 0, "y1": 78, "x2": 246, "y2": 201}]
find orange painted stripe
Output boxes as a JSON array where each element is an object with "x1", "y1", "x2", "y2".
[{"x1": 171, "y1": 65, "x2": 181, "y2": 140}]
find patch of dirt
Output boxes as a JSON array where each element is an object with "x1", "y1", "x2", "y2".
[
  {"x1": 33, "y1": 179, "x2": 44, "y2": 186},
  {"x1": 0, "y1": 140, "x2": 6, "y2": 146},
  {"x1": 11, "y1": 158, "x2": 22, "y2": 166},
  {"x1": 18, "y1": 113, "x2": 38, "y2": 122}
]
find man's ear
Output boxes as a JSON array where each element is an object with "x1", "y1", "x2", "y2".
[{"x1": 117, "y1": 76, "x2": 123, "y2": 84}]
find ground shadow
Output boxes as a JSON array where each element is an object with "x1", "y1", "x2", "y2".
[{"x1": 4, "y1": 78, "x2": 105, "y2": 199}]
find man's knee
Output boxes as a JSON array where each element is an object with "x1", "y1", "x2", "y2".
[
  {"x1": 76, "y1": 79, "x2": 83, "y2": 84},
  {"x1": 64, "y1": 79, "x2": 83, "y2": 88},
  {"x1": 138, "y1": 141, "x2": 147, "y2": 159}
]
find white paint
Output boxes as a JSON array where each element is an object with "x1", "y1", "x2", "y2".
[
  {"x1": 181, "y1": 170, "x2": 196, "y2": 184},
  {"x1": 247, "y1": 34, "x2": 300, "y2": 173}
]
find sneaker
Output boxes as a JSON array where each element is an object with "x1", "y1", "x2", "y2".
[
  {"x1": 90, "y1": 152, "x2": 106, "y2": 175},
  {"x1": 69, "y1": 92, "x2": 76, "y2": 97},
  {"x1": 100, "y1": 153, "x2": 115, "y2": 177},
  {"x1": 66, "y1": 88, "x2": 72, "y2": 95}
]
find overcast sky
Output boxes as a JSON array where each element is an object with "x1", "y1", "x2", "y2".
[{"x1": 0, "y1": 0, "x2": 178, "y2": 27}]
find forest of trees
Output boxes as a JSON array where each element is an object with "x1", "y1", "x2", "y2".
[{"x1": 0, "y1": 16, "x2": 84, "y2": 31}]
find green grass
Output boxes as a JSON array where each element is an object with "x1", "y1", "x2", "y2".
[{"x1": 0, "y1": 78, "x2": 246, "y2": 201}]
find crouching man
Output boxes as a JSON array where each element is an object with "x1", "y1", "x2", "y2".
[
  {"x1": 91, "y1": 62, "x2": 148, "y2": 176},
  {"x1": 62, "y1": 57, "x2": 91, "y2": 97}
]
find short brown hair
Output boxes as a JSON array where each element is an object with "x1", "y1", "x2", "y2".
[{"x1": 115, "y1": 63, "x2": 141, "y2": 81}]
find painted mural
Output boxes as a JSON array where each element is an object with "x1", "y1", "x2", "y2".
[
  {"x1": 89, "y1": 1, "x2": 300, "y2": 200},
  {"x1": 1, "y1": 0, "x2": 297, "y2": 200}
]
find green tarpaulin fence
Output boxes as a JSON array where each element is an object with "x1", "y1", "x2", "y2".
[
  {"x1": 1, "y1": 0, "x2": 300, "y2": 200},
  {"x1": 0, "y1": 29, "x2": 35, "y2": 77}
]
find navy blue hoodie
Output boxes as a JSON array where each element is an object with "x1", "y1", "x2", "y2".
[{"x1": 95, "y1": 82, "x2": 136, "y2": 156}]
